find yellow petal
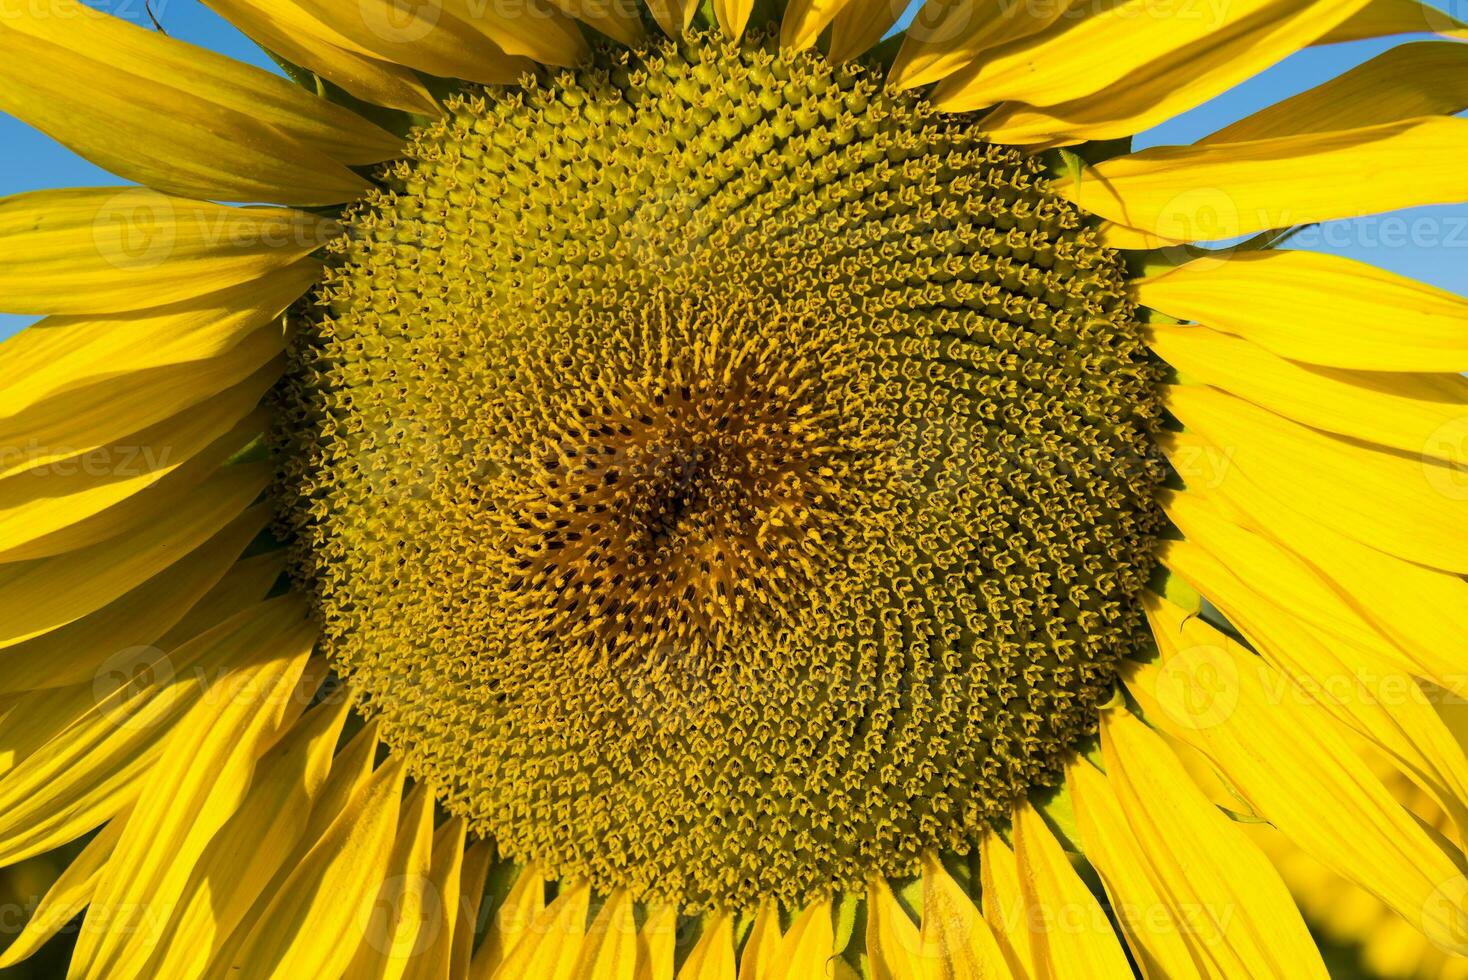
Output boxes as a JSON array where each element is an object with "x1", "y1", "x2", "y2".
[
  {"x1": 770, "y1": 900, "x2": 834, "y2": 977},
  {"x1": 453, "y1": 841, "x2": 498, "y2": 978},
  {"x1": 1162, "y1": 490, "x2": 1468, "y2": 831},
  {"x1": 207, "y1": 757, "x2": 408, "y2": 980},
  {"x1": 675, "y1": 913, "x2": 735, "y2": 980},
  {"x1": 931, "y1": 0, "x2": 1363, "y2": 114},
  {"x1": 1205, "y1": 42, "x2": 1468, "y2": 143},
  {"x1": 0, "y1": 188, "x2": 332, "y2": 316},
  {"x1": 200, "y1": 0, "x2": 439, "y2": 115},
  {"x1": 547, "y1": 0, "x2": 647, "y2": 45},
  {"x1": 153, "y1": 551, "x2": 290, "y2": 653},
  {"x1": 1058, "y1": 117, "x2": 1468, "y2": 241},
  {"x1": 490, "y1": 883, "x2": 592, "y2": 980},
  {"x1": 0, "y1": 811, "x2": 125, "y2": 969},
  {"x1": 866, "y1": 877, "x2": 923, "y2": 980},
  {"x1": 0, "y1": 517, "x2": 275, "y2": 694},
  {"x1": 645, "y1": 0, "x2": 698, "y2": 37},
  {"x1": 575, "y1": 890, "x2": 641, "y2": 980},
  {"x1": 828, "y1": 0, "x2": 907, "y2": 62},
  {"x1": 414, "y1": 817, "x2": 467, "y2": 978},
  {"x1": 0, "y1": 261, "x2": 314, "y2": 419},
  {"x1": 1091, "y1": 706, "x2": 1331, "y2": 978},
  {"x1": 1316, "y1": 0, "x2": 1467, "y2": 41},
  {"x1": 1010, "y1": 803, "x2": 1132, "y2": 979},
  {"x1": 1134, "y1": 249, "x2": 1468, "y2": 372},
  {"x1": 919, "y1": 852, "x2": 1015, "y2": 980},
  {"x1": 713, "y1": 0, "x2": 755, "y2": 39},
  {"x1": 342, "y1": 783, "x2": 436, "y2": 980},
  {"x1": 68, "y1": 602, "x2": 316, "y2": 980},
  {"x1": 738, "y1": 904, "x2": 783, "y2": 979},
  {"x1": 634, "y1": 905, "x2": 678, "y2": 980},
  {"x1": 781, "y1": 0, "x2": 849, "y2": 51},
  {"x1": 469, "y1": 863, "x2": 547, "y2": 979},
  {"x1": 0, "y1": 595, "x2": 302, "y2": 870},
  {"x1": 137, "y1": 695, "x2": 350, "y2": 979},
  {"x1": 1147, "y1": 324, "x2": 1468, "y2": 460},
  {"x1": 977, "y1": 832, "x2": 1032, "y2": 976},
  {"x1": 1163, "y1": 431, "x2": 1468, "y2": 700},
  {"x1": 1165, "y1": 383, "x2": 1468, "y2": 572},
  {"x1": 0, "y1": 1, "x2": 371, "y2": 204},
  {"x1": 888, "y1": 0, "x2": 1080, "y2": 91},
  {"x1": 0, "y1": 380, "x2": 269, "y2": 563},
  {"x1": 1063, "y1": 760, "x2": 1201, "y2": 980},
  {"x1": 1135, "y1": 595, "x2": 1468, "y2": 955},
  {"x1": 288, "y1": 0, "x2": 579, "y2": 75},
  {"x1": 0, "y1": 464, "x2": 269, "y2": 648},
  {"x1": 978, "y1": 0, "x2": 1372, "y2": 142}
]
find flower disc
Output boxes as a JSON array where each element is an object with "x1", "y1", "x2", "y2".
[{"x1": 274, "y1": 32, "x2": 1166, "y2": 909}]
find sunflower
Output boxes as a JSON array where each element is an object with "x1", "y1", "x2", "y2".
[{"x1": 1, "y1": 0, "x2": 1467, "y2": 974}]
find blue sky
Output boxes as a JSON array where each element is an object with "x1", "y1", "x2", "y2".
[{"x1": 2, "y1": 0, "x2": 1465, "y2": 339}]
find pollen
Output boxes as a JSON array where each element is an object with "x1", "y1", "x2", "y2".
[{"x1": 272, "y1": 31, "x2": 1166, "y2": 910}]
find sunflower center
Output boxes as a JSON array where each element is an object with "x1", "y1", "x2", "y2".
[{"x1": 274, "y1": 31, "x2": 1165, "y2": 910}]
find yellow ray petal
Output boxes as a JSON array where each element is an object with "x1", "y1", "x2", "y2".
[
  {"x1": 979, "y1": 0, "x2": 1372, "y2": 143},
  {"x1": 713, "y1": 0, "x2": 755, "y2": 39},
  {"x1": 866, "y1": 877, "x2": 923, "y2": 980},
  {"x1": 738, "y1": 904, "x2": 782, "y2": 979},
  {"x1": 781, "y1": 0, "x2": 849, "y2": 51},
  {"x1": 1316, "y1": 0, "x2": 1468, "y2": 41},
  {"x1": 888, "y1": 0, "x2": 1081, "y2": 91},
  {"x1": 23, "y1": 0, "x2": 397, "y2": 161},
  {"x1": 469, "y1": 864, "x2": 547, "y2": 979},
  {"x1": 0, "y1": 188, "x2": 333, "y2": 316},
  {"x1": 0, "y1": 4, "x2": 371, "y2": 204},
  {"x1": 0, "y1": 811, "x2": 125, "y2": 969},
  {"x1": 453, "y1": 841, "x2": 498, "y2": 978},
  {"x1": 490, "y1": 882, "x2": 592, "y2": 980},
  {"x1": 200, "y1": 0, "x2": 440, "y2": 115},
  {"x1": 770, "y1": 900, "x2": 834, "y2": 977},
  {"x1": 1147, "y1": 324, "x2": 1468, "y2": 460},
  {"x1": 0, "y1": 465, "x2": 269, "y2": 648},
  {"x1": 67, "y1": 603, "x2": 316, "y2": 980},
  {"x1": 136, "y1": 696, "x2": 350, "y2": 980},
  {"x1": 1134, "y1": 595, "x2": 1468, "y2": 956},
  {"x1": 676, "y1": 913, "x2": 735, "y2": 980},
  {"x1": 0, "y1": 516, "x2": 273, "y2": 695},
  {"x1": 1164, "y1": 432, "x2": 1468, "y2": 700},
  {"x1": 919, "y1": 852, "x2": 1015, "y2": 980},
  {"x1": 645, "y1": 0, "x2": 698, "y2": 37},
  {"x1": 0, "y1": 593, "x2": 297, "y2": 869},
  {"x1": 152, "y1": 551, "x2": 290, "y2": 653},
  {"x1": 412, "y1": 817, "x2": 467, "y2": 979},
  {"x1": 0, "y1": 262, "x2": 315, "y2": 418},
  {"x1": 1165, "y1": 383, "x2": 1468, "y2": 572},
  {"x1": 288, "y1": 0, "x2": 579, "y2": 75},
  {"x1": 977, "y1": 832, "x2": 1032, "y2": 976},
  {"x1": 1091, "y1": 706, "x2": 1331, "y2": 978},
  {"x1": 1010, "y1": 803, "x2": 1133, "y2": 979},
  {"x1": 1205, "y1": 42, "x2": 1468, "y2": 143},
  {"x1": 341, "y1": 783, "x2": 436, "y2": 980},
  {"x1": 205, "y1": 757, "x2": 407, "y2": 980},
  {"x1": 634, "y1": 905, "x2": 678, "y2": 980},
  {"x1": 575, "y1": 890, "x2": 640, "y2": 980},
  {"x1": 546, "y1": 0, "x2": 647, "y2": 45},
  {"x1": 1158, "y1": 502, "x2": 1468, "y2": 842},
  {"x1": 828, "y1": 0, "x2": 907, "y2": 62},
  {"x1": 931, "y1": 0, "x2": 1364, "y2": 114},
  {"x1": 1058, "y1": 117, "x2": 1468, "y2": 241},
  {"x1": 0, "y1": 380, "x2": 269, "y2": 563},
  {"x1": 1134, "y1": 249, "x2": 1468, "y2": 372},
  {"x1": 1063, "y1": 760, "x2": 1201, "y2": 980}
]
